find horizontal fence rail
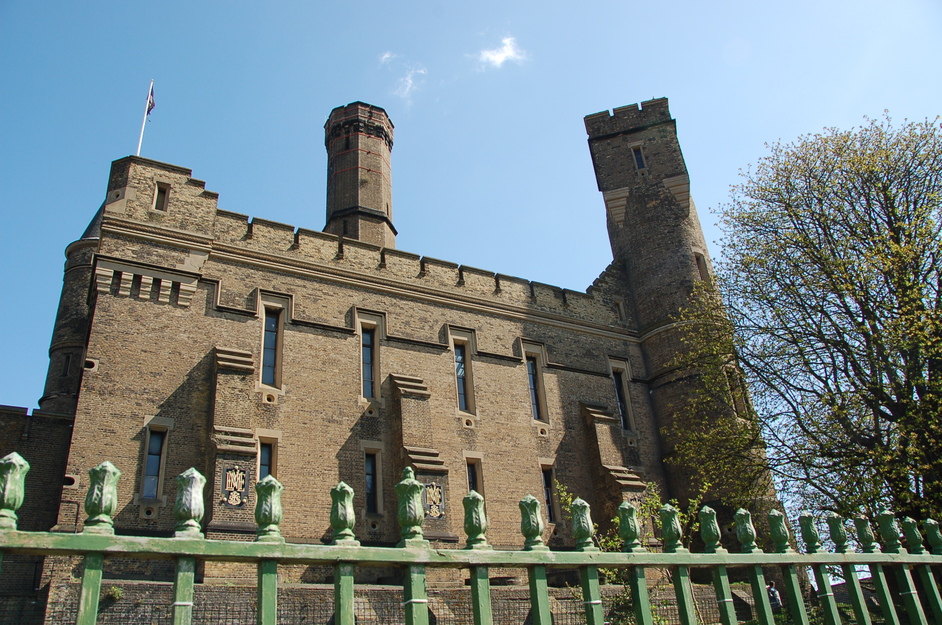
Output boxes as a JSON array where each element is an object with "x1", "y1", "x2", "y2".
[{"x1": 2, "y1": 452, "x2": 942, "y2": 625}]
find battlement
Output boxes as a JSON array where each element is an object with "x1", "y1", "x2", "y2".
[
  {"x1": 209, "y1": 209, "x2": 621, "y2": 328},
  {"x1": 584, "y1": 98, "x2": 672, "y2": 139}
]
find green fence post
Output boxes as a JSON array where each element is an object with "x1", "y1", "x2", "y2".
[
  {"x1": 738, "y1": 508, "x2": 776, "y2": 625},
  {"x1": 902, "y1": 516, "x2": 942, "y2": 625},
  {"x1": 855, "y1": 515, "x2": 902, "y2": 625},
  {"x1": 767, "y1": 509, "x2": 809, "y2": 625},
  {"x1": 76, "y1": 462, "x2": 120, "y2": 625},
  {"x1": 76, "y1": 552, "x2": 104, "y2": 625},
  {"x1": 520, "y1": 495, "x2": 552, "y2": 625},
  {"x1": 255, "y1": 476, "x2": 284, "y2": 625},
  {"x1": 798, "y1": 512, "x2": 841, "y2": 625},
  {"x1": 878, "y1": 510, "x2": 929, "y2": 625},
  {"x1": 396, "y1": 468, "x2": 429, "y2": 625},
  {"x1": 662, "y1": 504, "x2": 697, "y2": 625},
  {"x1": 700, "y1": 506, "x2": 739, "y2": 625},
  {"x1": 172, "y1": 557, "x2": 196, "y2": 625},
  {"x1": 464, "y1": 490, "x2": 493, "y2": 625},
  {"x1": 572, "y1": 498, "x2": 604, "y2": 625},
  {"x1": 330, "y1": 481, "x2": 359, "y2": 625},
  {"x1": 172, "y1": 468, "x2": 205, "y2": 625},
  {"x1": 334, "y1": 563, "x2": 355, "y2": 625},
  {"x1": 619, "y1": 503, "x2": 654, "y2": 625},
  {"x1": 826, "y1": 512, "x2": 871, "y2": 625}
]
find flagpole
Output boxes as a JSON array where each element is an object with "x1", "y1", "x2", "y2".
[{"x1": 136, "y1": 79, "x2": 154, "y2": 156}]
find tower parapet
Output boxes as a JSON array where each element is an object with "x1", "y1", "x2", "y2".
[{"x1": 324, "y1": 102, "x2": 396, "y2": 248}]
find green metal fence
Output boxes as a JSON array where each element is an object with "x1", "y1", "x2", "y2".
[{"x1": 2, "y1": 452, "x2": 942, "y2": 625}]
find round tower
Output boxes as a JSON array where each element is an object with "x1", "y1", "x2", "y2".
[
  {"x1": 324, "y1": 102, "x2": 396, "y2": 248},
  {"x1": 38, "y1": 206, "x2": 101, "y2": 416},
  {"x1": 585, "y1": 98, "x2": 715, "y2": 503}
]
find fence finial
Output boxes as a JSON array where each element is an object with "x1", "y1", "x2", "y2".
[
  {"x1": 798, "y1": 512, "x2": 820, "y2": 553},
  {"x1": 826, "y1": 512, "x2": 848, "y2": 553},
  {"x1": 572, "y1": 498, "x2": 597, "y2": 551},
  {"x1": 876, "y1": 510, "x2": 902, "y2": 553},
  {"x1": 330, "y1": 481, "x2": 359, "y2": 545},
  {"x1": 0, "y1": 452, "x2": 30, "y2": 531},
  {"x1": 174, "y1": 468, "x2": 206, "y2": 537},
  {"x1": 854, "y1": 515, "x2": 877, "y2": 553},
  {"x1": 925, "y1": 518, "x2": 942, "y2": 555},
  {"x1": 735, "y1": 508, "x2": 759, "y2": 553},
  {"x1": 519, "y1": 494, "x2": 547, "y2": 551},
  {"x1": 768, "y1": 509, "x2": 793, "y2": 553},
  {"x1": 463, "y1": 490, "x2": 490, "y2": 549},
  {"x1": 660, "y1": 504, "x2": 686, "y2": 553},
  {"x1": 699, "y1": 506, "x2": 722, "y2": 553},
  {"x1": 255, "y1": 475, "x2": 284, "y2": 542},
  {"x1": 620, "y1": 502, "x2": 646, "y2": 553},
  {"x1": 84, "y1": 461, "x2": 121, "y2": 534},
  {"x1": 901, "y1": 517, "x2": 925, "y2": 554},
  {"x1": 395, "y1": 467, "x2": 426, "y2": 547}
]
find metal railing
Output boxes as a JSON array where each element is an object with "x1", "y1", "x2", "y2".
[{"x1": 1, "y1": 452, "x2": 941, "y2": 625}]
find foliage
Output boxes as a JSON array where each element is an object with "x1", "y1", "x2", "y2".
[
  {"x1": 671, "y1": 114, "x2": 942, "y2": 520},
  {"x1": 104, "y1": 585, "x2": 123, "y2": 601}
]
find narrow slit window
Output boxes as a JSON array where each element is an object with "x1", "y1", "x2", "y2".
[
  {"x1": 259, "y1": 443, "x2": 273, "y2": 480},
  {"x1": 362, "y1": 328, "x2": 376, "y2": 399},
  {"x1": 695, "y1": 253, "x2": 711, "y2": 283},
  {"x1": 613, "y1": 370, "x2": 630, "y2": 429},
  {"x1": 262, "y1": 308, "x2": 280, "y2": 387},
  {"x1": 542, "y1": 467, "x2": 556, "y2": 523},
  {"x1": 365, "y1": 452, "x2": 378, "y2": 514},
  {"x1": 467, "y1": 460, "x2": 480, "y2": 494},
  {"x1": 142, "y1": 430, "x2": 166, "y2": 500},
  {"x1": 455, "y1": 344, "x2": 469, "y2": 411},
  {"x1": 632, "y1": 146, "x2": 646, "y2": 170},
  {"x1": 527, "y1": 356, "x2": 544, "y2": 421}
]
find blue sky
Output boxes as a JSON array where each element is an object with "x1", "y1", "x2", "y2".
[{"x1": 1, "y1": 0, "x2": 940, "y2": 411}]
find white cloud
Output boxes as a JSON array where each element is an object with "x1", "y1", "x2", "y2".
[
  {"x1": 478, "y1": 37, "x2": 526, "y2": 69},
  {"x1": 379, "y1": 51, "x2": 396, "y2": 64},
  {"x1": 394, "y1": 68, "x2": 427, "y2": 101}
]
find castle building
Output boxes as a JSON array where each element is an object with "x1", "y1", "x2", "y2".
[{"x1": 3, "y1": 98, "x2": 715, "y2": 577}]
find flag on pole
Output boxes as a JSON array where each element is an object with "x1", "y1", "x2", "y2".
[
  {"x1": 137, "y1": 79, "x2": 155, "y2": 156},
  {"x1": 146, "y1": 83, "x2": 156, "y2": 117}
]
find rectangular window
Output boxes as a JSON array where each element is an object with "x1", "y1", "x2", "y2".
[
  {"x1": 60, "y1": 353, "x2": 72, "y2": 377},
  {"x1": 467, "y1": 460, "x2": 480, "y2": 494},
  {"x1": 455, "y1": 344, "x2": 469, "y2": 411},
  {"x1": 365, "y1": 452, "x2": 379, "y2": 514},
  {"x1": 259, "y1": 442, "x2": 274, "y2": 480},
  {"x1": 632, "y1": 146, "x2": 646, "y2": 170},
  {"x1": 153, "y1": 182, "x2": 170, "y2": 211},
  {"x1": 362, "y1": 328, "x2": 376, "y2": 399},
  {"x1": 142, "y1": 430, "x2": 166, "y2": 500},
  {"x1": 541, "y1": 467, "x2": 556, "y2": 524},
  {"x1": 527, "y1": 356, "x2": 545, "y2": 421},
  {"x1": 262, "y1": 308, "x2": 281, "y2": 387}
]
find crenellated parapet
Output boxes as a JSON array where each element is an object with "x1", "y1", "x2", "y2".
[{"x1": 208, "y1": 208, "x2": 625, "y2": 331}]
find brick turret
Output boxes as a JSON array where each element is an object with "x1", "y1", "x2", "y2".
[{"x1": 324, "y1": 102, "x2": 396, "y2": 248}]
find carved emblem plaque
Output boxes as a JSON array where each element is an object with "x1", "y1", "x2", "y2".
[
  {"x1": 222, "y1": 466, "x2": 247, "y2": 506},
  {"x1": 423, "y1": 482, "x2": 445, "y2": 519}
]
